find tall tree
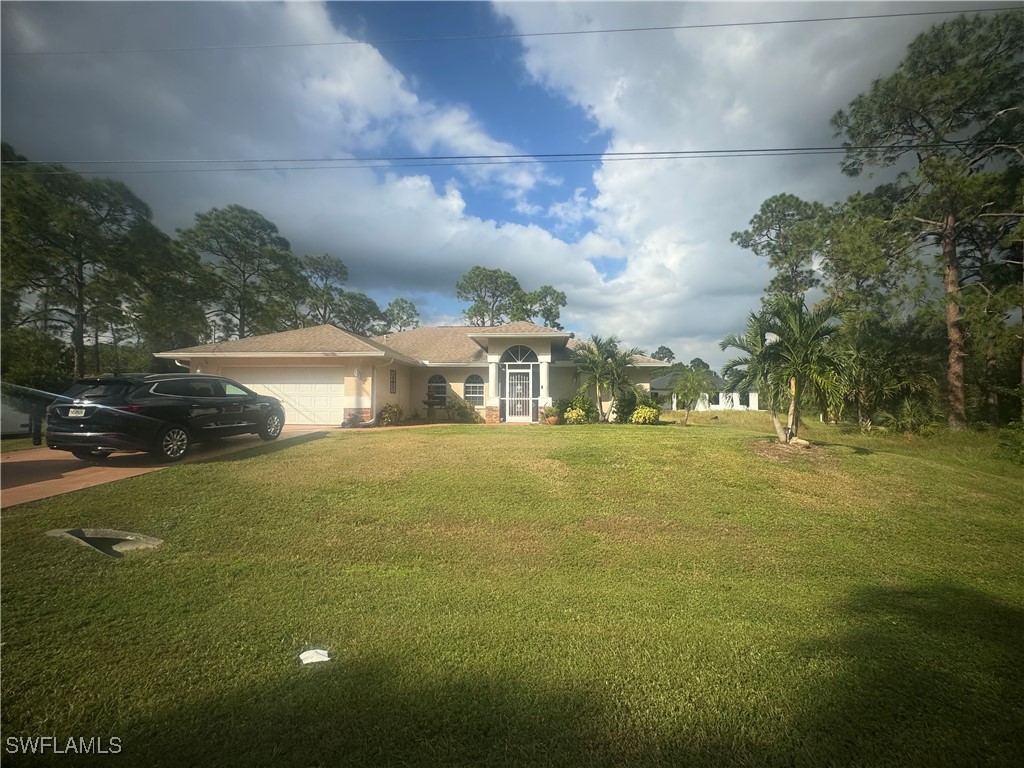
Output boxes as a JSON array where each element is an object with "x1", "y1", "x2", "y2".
[
  {"x1": 511, "y1": 285, "x2": 568, "y2": 329},
  {"x1": 1, "y1": 150, "x2": 161, "y2": 376},
  {"x1": 300, "y1": 253, "x2": 349, "y2": 326},
  {"x1": 382, "y1": 298, "x2": 420, "y2": 333},
  {"x1": 456, "y1": 267, "x2": 523, "y2": 326},
  {"x1": 455, "y1": 266, "x2": 567, "y2": 327},
  {"x1": 334, "y1": 291, "x2": 385, "y2": 336},
  {"x1": 572, "y1": 335, "x2": 644, "y2": 422},
  {"x1": 957, "y1": 170, "x2": 1023, "y2": 424},
  {"x1": 831, "y1": 10, "x2": 1024, "y2": 429},
  {"x1": 688, "y1": 357, "x2": 711, "y2": 372},
  {"x1": 130, "y1": 233, "x2": 216, "y2": 359},
  {"x1": 177, "y1": 205, "x2": 304, "y2": 339},
  {"x1": 731, "y1": 193, "x2": 826, "y2": 300},
  {"x1": 652, "y1": 346, "x2": 675, "y2": 363}
]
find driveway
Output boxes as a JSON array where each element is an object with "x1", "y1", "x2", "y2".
[{"x1": 0, "y1": 426, "x2": 333, "y2": 509}]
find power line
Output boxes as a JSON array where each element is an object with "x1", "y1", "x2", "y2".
[
  {"x1": 0, "y1": 149, "x2": 906, "y2": 176},
  {"x1": 1, "y1": 7, "x2": 1013, "y2": 57},
  {"x1": 0, "y1": 142, "x2": 982, "y2": 171}
]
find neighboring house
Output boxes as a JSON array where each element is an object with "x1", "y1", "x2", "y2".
[
  {"x1": 154, "y1": 321, "x2": 664, "y2": 425},
  {"x1": 649, "y1": 371, "x2": 760, "y2": 412}
]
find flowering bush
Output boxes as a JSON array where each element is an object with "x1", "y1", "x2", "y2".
[
  {"x1": 377, "y1": 403, "x2": 404, "y2": 426},
  {"x1": 629, "y1": 405, "x2": 661, "y2": 425},
  {"x1": 563, "y1": 407, "x2": 589, "y2": 425}
]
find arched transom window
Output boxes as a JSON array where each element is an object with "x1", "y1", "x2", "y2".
[{"x1": 500, "y1": 345, "x2": 538, "y2": 364}]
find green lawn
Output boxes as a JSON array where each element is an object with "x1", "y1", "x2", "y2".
[
  {"x1": 1, "y1": 435, "x2": 38, "y2": 453},
  {"x1": 2, "y1": 416, "x2": 1022, "y2": 767}
]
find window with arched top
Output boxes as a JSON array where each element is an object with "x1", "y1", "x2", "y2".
[
  {"x1": 464, "y1": 374, "x2": 484, "y2": 406},
  {"x1": 427, "y1": 374, "x2": 447, "y2": 400},
  {"x1": 500, "y1": 345, "x2": 538, "y2": 363}
]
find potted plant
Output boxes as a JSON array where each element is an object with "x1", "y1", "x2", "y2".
[{"x1": 541, "y1": 405, "x2": 560, "y2": 425}]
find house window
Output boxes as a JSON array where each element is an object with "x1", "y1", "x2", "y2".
[
  {"x1": 390, "y1": 369, "x2": 397, "y2": 394},
  {"x1": 427, "y1": 374, "x2": 447, "y2": 400},
  {"x1": 464, "y1": 374, "x2": 484, "y2": 406}
]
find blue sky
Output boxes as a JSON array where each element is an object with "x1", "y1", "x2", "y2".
[{"x1": 2, "y1": 1, "x2": 1013, "y2": 367}]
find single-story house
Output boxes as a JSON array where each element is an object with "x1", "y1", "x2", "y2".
[
  {"x1": 154, "y1": 321, "x2": 665, "y2": 425},
  {"x1": 649, "y1": 371, "x2": 760, "y2": 412}
]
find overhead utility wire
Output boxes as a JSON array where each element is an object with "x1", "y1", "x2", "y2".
[
  {"x1": 0, "y1": 150, "x2": 883, "y2": 176},
  {"x1": 1, "y1": 7, "x2": 1011, "y2": 56},
  {"x1": 0, "y1": 142, "x2": 985, "y2": 168}
]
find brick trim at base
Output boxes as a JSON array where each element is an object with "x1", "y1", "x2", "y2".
[{"x1": 345, "y1": 408, "x2": 374, "y2": 425}]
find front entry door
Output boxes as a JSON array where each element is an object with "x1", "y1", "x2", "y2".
[{"x1": 505, "y1": 369, "x2": 533, "y2": 422}]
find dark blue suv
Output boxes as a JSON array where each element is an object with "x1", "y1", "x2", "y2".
[{"x1": 46, "y1": 374, "x2": 286, "y2": 462}]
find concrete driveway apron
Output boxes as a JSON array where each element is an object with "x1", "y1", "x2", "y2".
[{"x1": 0, "y1": 426, "x2": 331, "y2": 509}]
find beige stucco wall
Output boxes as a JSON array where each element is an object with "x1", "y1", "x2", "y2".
[
  {"x1": 410, "y1": 367, "x2": 489, "y2": 414},
  {"x1": 549, "y1": 365, "x2": 581, "y2": 401}
]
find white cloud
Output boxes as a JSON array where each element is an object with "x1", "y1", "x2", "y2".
[{"x1": 2, "y1": 1, "x2": 993, "y2": 369}]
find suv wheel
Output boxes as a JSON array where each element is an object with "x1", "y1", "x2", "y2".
[
  {"x1": 71, "y1": 449, "x2": 112, "y2": 461},
  {"x1": 153, "y1": 424, "x2": 191, "y2": 462},
  {"x1": 259, "y1": 409, "x2": 285, "y2": 441}
]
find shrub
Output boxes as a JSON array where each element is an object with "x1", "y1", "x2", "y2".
[
  {"x1": 377, "y1": 403, "x2": 403, "y2": 426},
  {"x1": 878, "y1": 397, "x2": 940, "y2": 435},
  {"x1": 614, "y1": 386, "x2": 660, "y2": 424},
  {"x1": 552, "y1": 398, "x2": 573, "y2": 420},
  {"x1": 613, "y1": 387, "x2": 638, "y2": 423},
  {"x1": 446, "y1": 398, "x2": 482, "y2": 424},
  {"x1": 563, "y1": 407, "x2": 589, "y2": 425},
  {"x1": 629, "y1": 405, "x2": 661, "y2": 425},
  {"x1": 997, "y1": 422, "x2": 1024, "y2": 465},
  {"x1": 541, "y1": 405, "x2": 560, "y2": 420},
  {"x1": 567, "y1": 387, "x2": 598, "y2": 422}
]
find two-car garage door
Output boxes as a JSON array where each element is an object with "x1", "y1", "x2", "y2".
[{"x1": 219, "y1": 367, "x2": 345, "y2": 426}]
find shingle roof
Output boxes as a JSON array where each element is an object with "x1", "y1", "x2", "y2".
[
  {"x1": 158, "y1": 325, "x2": 392, "y2": 356},
  {"x1": 374, "y1": 326, "x2": 488, "y2": 363},
  {"x1": 561, "y1": 338, "x2": 667, "y2": 366},
  {"x1": 467, "y1": 321, "x2": 571, "y2": 337},
  {"x1": 376, "y1": 322, "x2": 570, "y2": 363}
]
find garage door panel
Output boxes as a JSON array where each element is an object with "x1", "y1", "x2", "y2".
[{"x1": 219, "y1": 367, "x2": 345, "y2": 426}]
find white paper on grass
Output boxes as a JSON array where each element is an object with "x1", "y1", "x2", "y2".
[{"x1": 300, "y1": 649, "x2": 331, "y2": 665}]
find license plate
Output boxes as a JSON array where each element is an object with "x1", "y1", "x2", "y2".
[{"x1": 68, "y1": 407, "x2": 86, "y2": 418}]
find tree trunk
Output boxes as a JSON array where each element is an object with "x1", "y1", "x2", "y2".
[
  {"x1": 942, "y1": 212, "x2": 967, "y2": 429},
  {"x1": 72, "y1": 256, "x2": 86, "y2": 378},
  {"x1": 93, "y1": 325, "x2": 101, "y2": 374},
  {"x1": 682, "y1": 407, "x2": 690, "y2": 427},
  {"x1": 786, "y1": 377, "x2": 799, "y2": 440},
  {"x1": 770, "y1": 409, "x2": 788, "y2": 442},
  {"x1": 985, "y1": 329, "x2": 1000, "y2": 425}
]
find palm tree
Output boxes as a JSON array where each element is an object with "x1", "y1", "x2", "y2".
[
  {"x1": 761, "y1": 295, "x2": 845, "y2": 440},
  {"x1": 572, "y1": 334, "x2": 644, "y2": 422},
  {"x1": 720, "y1": 312, "x2": 790, "y2": 442},
  {"x1": 671, "y1": 367, "x2": 714, "y2": 426}
]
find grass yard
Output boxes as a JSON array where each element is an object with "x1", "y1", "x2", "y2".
[
  {"x1": 1, "y1": 435, "x2": 38, "y2": 453},
  {"x1": 1, "y1": 415, "x2": 1022, "y2": 767}
]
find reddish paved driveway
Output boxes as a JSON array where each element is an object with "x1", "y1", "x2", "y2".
[{"x1": 0, "y1": 426, "x2": 333, "y2": 509}]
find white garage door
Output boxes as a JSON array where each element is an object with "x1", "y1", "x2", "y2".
[{"x1": 219, "y1": 367, "x2": 345, "y2": 426}]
